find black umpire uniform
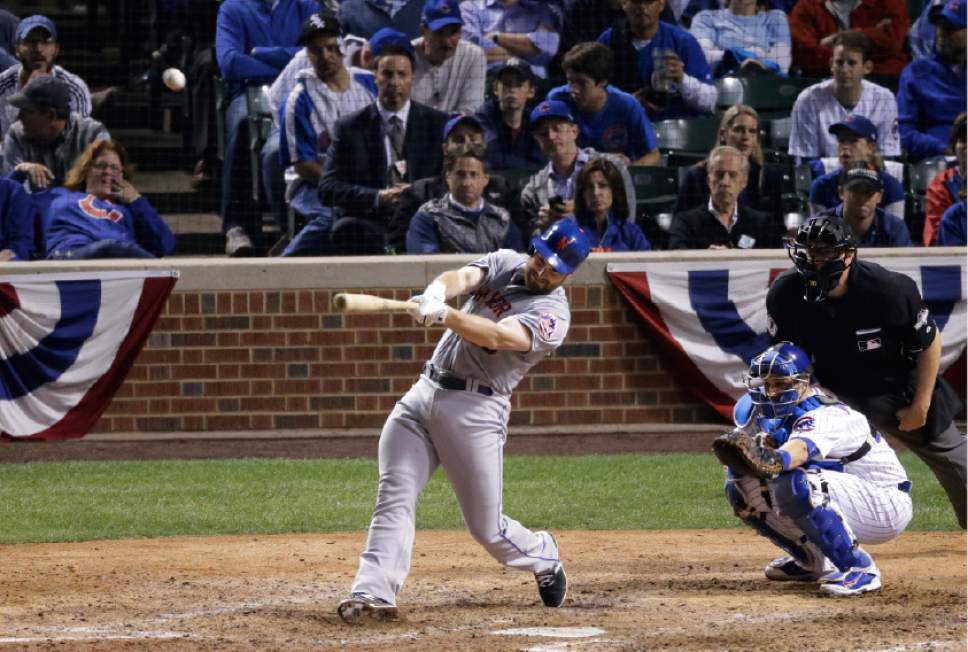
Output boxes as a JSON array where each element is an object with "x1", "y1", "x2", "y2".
[{"x1": 767, "y1": 259, "x2": 967, "y2": 528}]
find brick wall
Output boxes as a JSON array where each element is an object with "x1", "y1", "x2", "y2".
[{"x1": 95, "y1": 282, "x2": 721, "y2": 434}]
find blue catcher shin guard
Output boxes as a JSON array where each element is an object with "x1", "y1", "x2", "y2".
[
  {"x1": 769, "y1": 470, "x2": 872, "y2": 573},
  {"x1": 725, "y1": 478, "x2": 812, "y2": 565}
]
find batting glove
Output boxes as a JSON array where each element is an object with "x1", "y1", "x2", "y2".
[{"x1": 407, "y1": 297, "x2": 447, "y2": 326}]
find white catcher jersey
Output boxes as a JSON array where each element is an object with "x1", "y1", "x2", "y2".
[
  {"x1": 784, "y1": 390, "x2": 909, "y2": 488},
  {"x1": 788, "y1": 79, "x2": 901, "y2": 158},
  {"x1": 429, "y1": 249, "x2": 571, "y2": 396}
]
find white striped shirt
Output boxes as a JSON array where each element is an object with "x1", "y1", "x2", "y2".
[
  {"x1": 411, "y1": 37, "x2": 487, "y2": 115},
  {"x1": 788, "y1": 79, "x2": 901, "y2": 159},
  {"x1": 0, "y1": 64, "x2": 92, "y2": 140}
]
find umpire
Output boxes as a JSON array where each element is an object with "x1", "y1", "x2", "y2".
[{"x1": 767, "y1": 215, "x2": 966, "y2": 528}]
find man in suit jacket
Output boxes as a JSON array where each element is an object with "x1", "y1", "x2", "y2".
[
  {"x1": 669, "y1": 145, "x2": 784, "y2": 250},
  {"x1": 319, "y1": 27, "x2": 449, "y2": 254}
]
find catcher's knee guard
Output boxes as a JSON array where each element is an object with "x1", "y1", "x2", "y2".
[
  {"x1": 770, "y1": 470, "x2": 871, "y2": 572},
  {"x1": 725, "y1": 474, "x2": 824, "y2": 570}
]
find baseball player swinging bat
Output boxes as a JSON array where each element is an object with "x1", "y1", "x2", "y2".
[{"x1": 332, "y1": 293, "x2": 417, "y2": 313}]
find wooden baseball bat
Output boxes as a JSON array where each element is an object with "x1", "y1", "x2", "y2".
[{"x1": 332, "y1": 292, "x2": 416, "y2": 313}]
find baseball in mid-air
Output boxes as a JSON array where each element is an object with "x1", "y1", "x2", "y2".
[{"x1": 162, "y1": 68, "x2": 186, "y2": 92}]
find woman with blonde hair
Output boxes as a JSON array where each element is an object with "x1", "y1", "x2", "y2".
[
  {"x1": 673, "y1": 104, "x2": 785, "y2": 219},
  {"x1": 44, "y1": 139, "x2": 174, "y2": 259}
]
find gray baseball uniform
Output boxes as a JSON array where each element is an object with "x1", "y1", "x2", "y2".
[{"x1": 350, "y1": 249, "x2": 571, "y2": 605}]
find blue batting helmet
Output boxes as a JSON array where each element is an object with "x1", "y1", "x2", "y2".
[
  {"x1": 744, "y1": 342, "x2": 812, "y2": 418},
  {"x1": 529, "y1": 218, "x2": 591, "y2": 275}
]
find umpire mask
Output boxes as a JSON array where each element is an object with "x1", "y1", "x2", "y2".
[{"x1": 786, "y1": 216, "x2": 857, "y2": 303}]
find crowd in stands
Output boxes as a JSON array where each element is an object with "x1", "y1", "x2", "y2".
[{"x1": 0, "y1": 0, "x2": 965, "y2": 262}]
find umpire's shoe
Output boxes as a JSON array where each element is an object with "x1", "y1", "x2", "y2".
[{"x1": 337, "y1": 592, "x2": 399, "y2": 624}]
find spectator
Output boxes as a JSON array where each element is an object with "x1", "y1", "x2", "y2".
[
  {"x1": 43, "y1": 140, "x2": 174, "y2": 259},
  {"x1": 897, "y1": 0, "x2": 967, "y2": 162},
  {"x1": 909, "y1": 0, "x2": 944, "y2": 59},
  {"x1": 475, "y1": 58, "x2": 544, "y2": 170},
  {"x1": 572, "y1": 156, "x2": 651, "y2": 251},
  {"x1": 936, "y1": 198, "x2": 966, "y2": 244},
  {"x1": 926, "y1": 112, "x2": 967, "y2": 245},
  {"x1": 182, "y1": 1, "x2": 221, "y2": 191},
  {"x1": 215, "y1": 0, "x2": 318, "y2": 256},
  {"x1": 788, "y1": 32, "x2": 900, "y2": 161},
  {"x1": 460, "y1": 0, "x2": 562, "y2": 80},
  {"x1": 338, "y1": 0, "x2": 426, "y2": 40},
  {"x1": 690, "y1": 0, "x2": 792, "y2": 76},
  {"x1": 3, "y1": 76, "x2": 109, "y2": 190},
  {"x1": 788, "y1": 0, "x2": 910, "y2": 77},
  {"x1": 668, "y1": 145, "x2": 783, "y2": 249},
  {"x1": 821, "y1": 161, "x2": 911, "y2": 247},
  {"x1": 0, "y1": 16, "x2": 92, "y2": 140},
  {"x1": 276, "y1": 14, "x2": 376, "y2": 257},
  {"x1": 0, "y1": 10, "x2": 18, "y2": 72},
  {"x1": 808, "y1": 115, "x2": 905, "y2": 221},
  {"x1": 387, "y1": 113, "x2": 519, "y2": 252},
  {"x1": 598, "y1": 0, "x2": 716, "y2": 121},
  {"x1": 0, "y1": 176, "x2": 35, "y2": 261},
  {"x1": 412, "y1": 0, "x2": 487, "y2": 115},
  {"x1": 407, "y1": 146, "x2": 523, "y2": 253},
  {"x1": 547, "y1": 42, "x2": 660, "y2": 166},
  {"x1": 318, "y1": 28, "x2": 449, "y2": 254},
  {"x1": 674, "y1": 104, "x2": 786, "y2": 219},
  {"x1": 521, "y1": 100, "x2": 636, "y2": 236}
]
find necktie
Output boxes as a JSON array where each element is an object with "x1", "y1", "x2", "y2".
[{"x1": 388, "y1": 115, "x2": 405, "y2": 182}]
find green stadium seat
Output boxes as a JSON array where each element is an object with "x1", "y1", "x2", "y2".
[
  {"x1": 246, "y1": 84, "x2": 274, "y2": 202},
  {"x1": 653, "y1": 116, "x2": 721, "y2": 152},
  {"x1": 628, "y1": 165, "x2": 680, "y2": 217},
  {"x1": 740, "y1": 75, "x2": 818, "y2": 115},
  {"x1": 905, "y1": 156, "x2": 950, "y2": 243},
  {"x1": 716, "y1": 77, "x2": 744, "y2": 110},
  {"x1": 498, "y1": 167, "x2": 539, "y2": 193},
  {"x1": 767, "y1": 117, "x2": 793, "y2": 151}
]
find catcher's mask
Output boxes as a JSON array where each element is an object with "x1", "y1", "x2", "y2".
[
  {"x1": 745, "y1": 342, "x2": 812, "y2": 418},
  {"x1": 785, "y1": 215, "x2": 857, "y2": 302}
]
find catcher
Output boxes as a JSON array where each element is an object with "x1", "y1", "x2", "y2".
[{"x1": 713, "y1": 342, "x2": 913, "y2": 596}]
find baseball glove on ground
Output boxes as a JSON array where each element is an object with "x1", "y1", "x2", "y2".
[{"x1": 712, "y1": 430, "x2": 784, "y2": 479}]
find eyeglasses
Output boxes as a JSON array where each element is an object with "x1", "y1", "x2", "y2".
[{"x1": 92, "y1": 162, "x2": 123, "y2": 173}]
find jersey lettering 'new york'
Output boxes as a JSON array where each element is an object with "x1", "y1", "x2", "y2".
[{"x1": 430, "y1": 249, "x2": 570, "y2": 396}]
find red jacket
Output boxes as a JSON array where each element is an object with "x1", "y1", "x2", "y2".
[
  {"x1": 789, "y1": 0, "x2": 910, "y2": 77},
  {"x1": 925, "y1": 166, "x2": 964, "y2": 245}
]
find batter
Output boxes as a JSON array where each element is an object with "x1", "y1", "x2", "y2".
[
  {"x1": 337, "y1": 218, "x2": 591, "y2": 624},
  {"x1": 725, "y1": 342, "x2": 913, "y2": 597}
]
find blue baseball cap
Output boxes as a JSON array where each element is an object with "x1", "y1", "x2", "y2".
[
  {"x1": 529, "y1": 218, "x2": 591, "y2": 275},
  {"x1": 422, "y1": 0, "x2": 463, "y2": 31},
  {"x1": 369, "y1": 27, "x2": 416, "y2": 59},
  {"x1": 442, "y1": 113, "x2": 483, "y2": 141},
  {"x1": 16, "y1": 15, "x2": 57, "y2": 43},
  {"x1": 930, "y1": 0, "x2": 967, "y2": 28},
  {"x1": 529, "y1": 100, "x2": 575, "y2": 127},
  {"x1": 828, "y1": 114, "x2": 877, "y2": 143}
]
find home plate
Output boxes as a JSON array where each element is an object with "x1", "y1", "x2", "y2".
[{"x1": 492, "y1": 627, "x2": 606, "y2": 638}]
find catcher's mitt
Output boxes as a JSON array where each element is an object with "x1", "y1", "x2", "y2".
[{"x1": 712, "y1": 430, "x2": 784, "y2": 479}]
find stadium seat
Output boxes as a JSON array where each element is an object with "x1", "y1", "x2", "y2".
[
  {"x1": 740, "y1": 76, "x2": 818, "y2": 117},
  {"x1": 246, "y1": 84, "x2": 274, "y2": 202},
  {"x1": 715, "y1": 77, "x2": 744, "y2": 110},
  {"x1": 767, "y1": 117, "x2": 793, "y2": 152},
  {"x1": 629, "y1": 165, "x2": 679, "y2": 215},
  {"x1": 653, "y1": 116, "x2": 721, "y2": 153},
  {"x1": 499, "y1": 167, "x2": 539, "y2": 193},
  {"x1": 905, "y1": 156, "x2": 950, "y2": 244}
]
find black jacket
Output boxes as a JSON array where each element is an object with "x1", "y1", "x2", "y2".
[{"x1": 668, "y1": 203, "x2": 784, "y2": 250}]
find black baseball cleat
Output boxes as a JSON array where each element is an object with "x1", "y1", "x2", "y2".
[
  {"x1": 535, "y1": 563, "x2": 567, "y2": 607},
  {"x1": 337, "y1": 592, "x2": 399, "y2": 624}
]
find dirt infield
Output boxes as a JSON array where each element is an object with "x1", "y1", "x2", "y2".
[{"x1": 0, "y1": 530, "x2": 964, "y2": 651}]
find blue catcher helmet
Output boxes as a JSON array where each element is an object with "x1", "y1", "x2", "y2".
[
  {"x1": 529, "y1": 218, "x2": 591, "y2": 275},
  {"x1": 745, "y1": 342, "x2": 812, "y2": 418}
]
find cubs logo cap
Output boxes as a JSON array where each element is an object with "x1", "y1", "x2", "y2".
[
  {"x1": 422, "y1": 0, "x2": 464, "y2": 32},
  {"x1": 16, "y1": 15, "x2": 57, "y2": 43},
  {"x1": 828, "y1": 114, "x2": 877, "y2": 143},
  {"x1": 839, "y1": 160, "x2": 884, "y2": 192},
  {"x1": 529, "y1": 218, "x2": 591, "y2": 275},
  {"x1": 298, "y1": 11, "x2": 342, "y2": 45},
  {"x1": 529, "y1": 100, "x2": 575, "y2": 127},
  {"x1": 8, "y1": 75, "x2": 71, "y2": 113},
  {"x1": 370, "y1": 27, "x2": 416, "y2": 59},
  {"x1": 930, "y1": 0, "x2": 966, "y2": 28}
]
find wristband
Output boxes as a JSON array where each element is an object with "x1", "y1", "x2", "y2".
[{"x1": 778, "y1": 449, "x2": 792, "y2": 472}]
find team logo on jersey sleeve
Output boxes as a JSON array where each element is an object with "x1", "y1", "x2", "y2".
[
  {"x1": 792, "y1": 416, "x2": 815, "y2": 433},
  {"x1": 538, "y1": 312, "x2": 560, "y2": 341}
]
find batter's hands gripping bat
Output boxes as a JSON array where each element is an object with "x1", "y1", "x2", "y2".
[{"x1": 332, "y1": 293, "x2": 417, "y2": 313}]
